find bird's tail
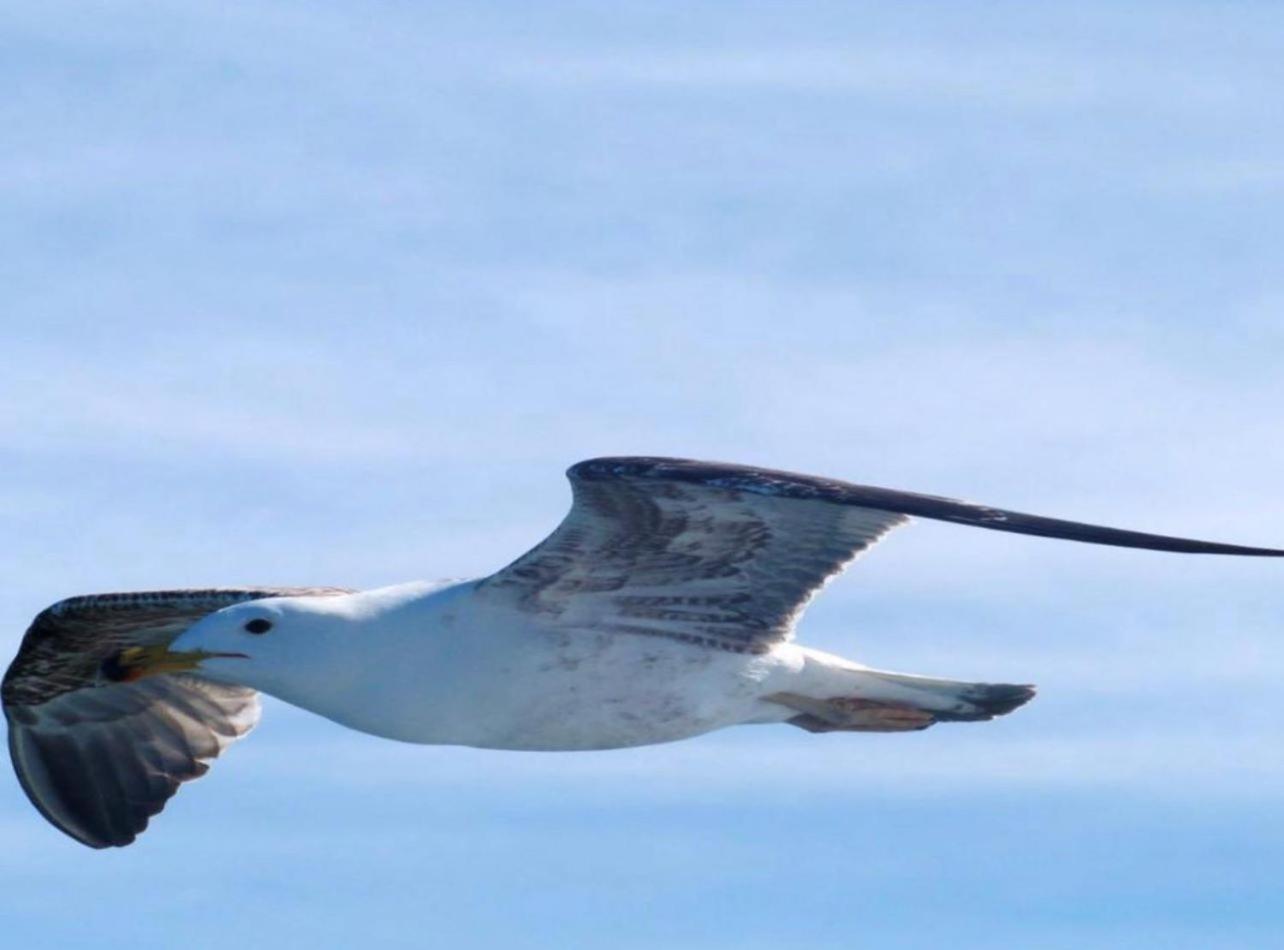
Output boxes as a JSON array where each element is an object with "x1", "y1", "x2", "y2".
[{"x1": 765, "y1": 651, "x2": 1035, "y2": 733}]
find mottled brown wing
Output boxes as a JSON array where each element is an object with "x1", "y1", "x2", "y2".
[
  {"x1": 478, "y1": 462, "x2": 911, "y2": 653},
  {"x1": 478, "y1": 457, "x2": 1284, "y2": 655},
  {"x1": 3, "y1": 587, "x2": 351, "y2": 848}
]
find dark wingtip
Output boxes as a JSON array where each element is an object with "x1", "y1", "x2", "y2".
[
  {"x1": 973, "y1": 683, "x2": 1038, "y2": 717},
  {"x1": 932, "y1": 683, "x2": 1037, "y2": 722}
]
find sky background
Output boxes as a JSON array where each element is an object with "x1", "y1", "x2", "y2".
[{"x1": 4, "y1": 2, "x2": 1284, "y2": 947}]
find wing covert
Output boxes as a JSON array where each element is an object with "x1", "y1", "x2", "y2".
[
  {"x1": 478, "y1": 456, "x2": 1284, "y2": 655},
  {"x1": 479, "y1": 461, "x2": 910, "y2": 653}
]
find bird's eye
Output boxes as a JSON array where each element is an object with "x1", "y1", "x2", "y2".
[{"x1": 244, "y1": 618, "x2": 273, "y2": 635}]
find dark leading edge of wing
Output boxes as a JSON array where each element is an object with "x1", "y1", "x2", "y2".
[{"x1": 571, "y1": 457, "x2": 1284, "y2": 557}]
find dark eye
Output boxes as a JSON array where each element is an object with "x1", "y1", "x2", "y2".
[{"x1": 244, "y1": 618, "x2": 273, "y2": 634}]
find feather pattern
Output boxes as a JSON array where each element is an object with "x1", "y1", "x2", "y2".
[
  {"x1": 480, "y1": 456, "x2": 1284, "y2": 654},
  {"x1": 480, "y1": 462, "x2": 910, "y2": 653}
]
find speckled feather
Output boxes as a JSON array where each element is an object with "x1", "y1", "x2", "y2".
[
  {"x1": 480, "y1": 470, "x2": 908, "y2": 653},
  {"x1": 479, "y1": 457, "x2": 1284, "y2": 656}
]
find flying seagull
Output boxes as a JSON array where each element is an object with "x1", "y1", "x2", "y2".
[{"x1": 5, "y1": 456, "x2": 1282, "y2": 848}]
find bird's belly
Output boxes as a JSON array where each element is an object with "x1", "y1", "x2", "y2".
[{"x1": 294, "y1": 626, "x2": 790, "y2": 751}]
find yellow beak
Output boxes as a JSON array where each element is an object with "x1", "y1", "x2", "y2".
[{"x1": 103, "y1": 644, "x2": 247, "y2": 683}]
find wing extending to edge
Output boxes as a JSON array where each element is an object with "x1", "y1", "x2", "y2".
[
  {"x1": 479, "y1": 457, "x2": 1284, "y2": 655},
  {"x1": 3, "y1": 587, "x2": 350, "y2": 848}
]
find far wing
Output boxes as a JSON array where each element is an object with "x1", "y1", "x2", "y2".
[
  {"x1": 3, "y1": 587, "x2": 350, "y2": 848},
  {"x1": 478, "y1": 460, "x2": 910, "y2": 654},
  {"x1": 478, "y1": 457, "x2": 1284, "y2": 655}
]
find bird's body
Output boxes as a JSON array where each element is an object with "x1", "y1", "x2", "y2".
[
  {"x1": 195, "y1": 579, "x2": 1023, "y2": 752},
  {"x1": 219, "y1": 579, "x2": 785, "y2": 750},
  {"x1": 6, "y1": 456, "x2": 1282, "y2": 848},
  {"x1": 195, "y1": 575, "x2": 934, "y2": 754}
]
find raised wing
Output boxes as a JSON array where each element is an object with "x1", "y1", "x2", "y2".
[
  {"x1": 478, "y1": 457, "x2": 1284, "y2": 655},
  {"x1": 3, "y1": 587, "x2": 350, "y2": 848}
]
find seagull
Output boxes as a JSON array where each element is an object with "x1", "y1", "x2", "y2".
[{"x1": 5, "y1": 456, "x2": 1282, "y2": 848}]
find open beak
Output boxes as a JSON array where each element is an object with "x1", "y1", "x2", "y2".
[{"x1": 102, "y1": 644, "x2": 248, "y2": 683}]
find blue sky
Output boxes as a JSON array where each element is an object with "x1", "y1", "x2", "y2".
[{"x1": 3, "y1": 2, "x2": 1284, "y2": 947}]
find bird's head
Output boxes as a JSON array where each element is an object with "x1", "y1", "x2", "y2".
[{"x1": 102, "y1": 595, "x2": 350, "y2": 691}]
